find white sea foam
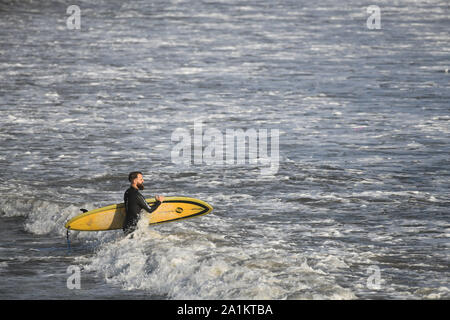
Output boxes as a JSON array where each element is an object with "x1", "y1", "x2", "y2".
[{"x1": 76, "y1": 215, "x2": 356, "y2": 299}]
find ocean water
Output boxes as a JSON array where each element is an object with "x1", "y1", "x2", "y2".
[{"x1": 0, "y1": 0, "x2": 449, "y2": 299}]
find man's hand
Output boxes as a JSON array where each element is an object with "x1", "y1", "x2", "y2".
[{"x1": 155, "y1": 195, "x2": 164, "y2": 203}]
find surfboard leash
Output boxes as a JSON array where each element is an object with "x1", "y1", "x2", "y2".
[
  {"x1": 66, "y1": 229, "x2": 71, "y2": 253},
  {"x1": 66, "y1": 208, "x2": 87, "y2": 253}
]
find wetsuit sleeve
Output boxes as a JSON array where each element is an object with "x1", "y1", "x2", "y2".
[{"x1": 137, "y1": 193, "x2": 161, "y2": 213}]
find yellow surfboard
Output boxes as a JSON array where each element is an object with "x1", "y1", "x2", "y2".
[{"x1": 64, "y1": 196, "x2": 213, "y2": 231}]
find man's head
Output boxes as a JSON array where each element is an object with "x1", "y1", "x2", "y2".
[{"x1": 128, "y1": 171, "x2": 144, "y2": 190}]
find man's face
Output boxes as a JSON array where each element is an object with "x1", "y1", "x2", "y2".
[{"x1": 135, "y1": 174, "x2": 144, "y2": 190}]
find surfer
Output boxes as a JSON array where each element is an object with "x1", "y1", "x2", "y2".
[{"x1": 123, "y1": 171, "x2": 164, "y2": 235}]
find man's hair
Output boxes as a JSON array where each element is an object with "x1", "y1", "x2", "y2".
[{"x1": 128, "y1": 171, "x2": 143, "y2": 182}]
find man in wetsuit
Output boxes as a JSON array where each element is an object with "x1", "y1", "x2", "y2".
[{"x1": 123, "y1": 171, "x2": 164, "y2": 235}]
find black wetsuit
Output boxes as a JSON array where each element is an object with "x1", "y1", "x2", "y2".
[{"x1": 123, "y1": 187, "x2": 161, "y2": 235}]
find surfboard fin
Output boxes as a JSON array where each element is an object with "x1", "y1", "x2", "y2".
[{"x1": 80, "y1": 208, "x2": 88, "y2": 213}]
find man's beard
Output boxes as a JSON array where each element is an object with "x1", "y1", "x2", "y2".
[{"x1": 137, "y1": 183, "x2": 144, "y2": 190}]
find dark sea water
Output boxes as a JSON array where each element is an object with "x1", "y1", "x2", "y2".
[{"x1": 0, "y1": 0, "x2": 448, "y2": 299}]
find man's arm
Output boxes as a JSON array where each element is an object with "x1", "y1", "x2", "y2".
[{"x1": 137, "y1": 193, "x2": 161, "y2": 214}]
